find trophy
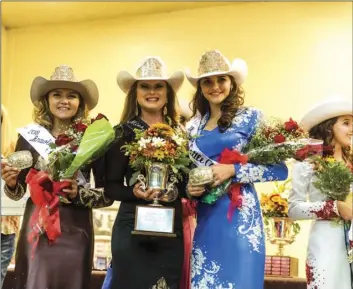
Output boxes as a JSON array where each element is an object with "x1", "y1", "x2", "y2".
[
  {"x1": 189, "y1": 166, "x2": 214, "y2": 186},
  {"x1": 5, "y1": 150, "x2": 33, "y2": 170},
  {"x1": 132, "y1": 162, "x2": 179, "y2": 237},
  {"x1": 265, "y1": 217, "x2": 300, "y2": 277}
]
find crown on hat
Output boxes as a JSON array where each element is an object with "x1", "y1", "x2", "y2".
[
  {"x1": 197, "y1": 50, "x2": 231, "y2": 76},
  {"x1": 136, "y1": 57, "x2": 167, "y2": 78},
  {"x1": 50, "y1": 65, "x2": 78, "y2": 82}
]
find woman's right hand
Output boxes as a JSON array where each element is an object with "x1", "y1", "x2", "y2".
[
  {"x1": 337, "y1": 200, "x2": 353, "y2": 221},
  {"x1": 132, "y1": 183, "x2": 159, "y2": 201},
  {"x1": 1, "y1": 160, "x2": 20, "y2": 189},
  {"x1": 186, "y1": 183, "x2": 205, "y2": 197}
]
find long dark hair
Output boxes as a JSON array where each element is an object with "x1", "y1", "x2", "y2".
[
  {"x1": 309, "y1": 117, "x2": 351, "y2": 163},
  {"x1": 190, "y1": 76, "x2": 244, "y2": 132},
  {"x1": 120, "y1": 81, "x2": 178, "y2": 126}
]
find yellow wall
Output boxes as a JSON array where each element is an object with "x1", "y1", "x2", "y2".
[{"x1": 2, "y1": 2, "x2": 352, "y2": 278}]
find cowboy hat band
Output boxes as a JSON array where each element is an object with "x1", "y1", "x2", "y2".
[
  {"x1": 116, "y1": 56, "x2": 184, "y2": 93},
  {"x1": 185, "y1": 50, "x2": 248, "y2": 87}
]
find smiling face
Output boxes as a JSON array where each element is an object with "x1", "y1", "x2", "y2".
[
  {"x1": 332, "y1": 115, "x2": 353, "y2": 148},
  {"x1": 136, "y1": 80, "x2": 167, "y2": 114},
  {"x1": 199, "y1": 74, "x2": 232, "y2": 106},
  {"x1": 47, "y1": 88, "x2": 81, "y2": 121}
]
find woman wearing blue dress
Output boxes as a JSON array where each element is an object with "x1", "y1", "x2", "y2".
[{"x1": 185, "y1": 50, "x2": 288, "y2": 289}]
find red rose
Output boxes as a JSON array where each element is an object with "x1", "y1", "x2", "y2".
[
  {"x1": 284, "y1": 118, "x2": 299, "y2": 132},
  {"x1": 73, "y1": 122, "x2": 88, "y2": 133},
  {"x1": 71, "y1": 144, "x2": 79, "y2": 152},
  {"x1": 274, "y1": 134, "x2": 286, "y2": 143},
  {"x1": 55, "y1": 134, "x2": 73, "y2": 146}
]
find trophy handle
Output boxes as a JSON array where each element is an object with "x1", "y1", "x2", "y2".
[
  {"x1": 137, "y1": 174, "x2": 147, "y2": 191},
  {"x1": 165, "y1": 176, "x2": 178, "y2": 202}
]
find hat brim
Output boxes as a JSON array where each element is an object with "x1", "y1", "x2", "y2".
[
  {"x1": 30, "y1": 77, "x2": 99, "y2": 110},
  {"x1": 300, "y1": 99, "x2": 353, "y2": 131},
  {"x1": 185, "y1": 70, "x2": 246, "y2": 88},
  {"x1": 117, "y1": 70, "x2": 184, "y2": 94},
  {"x1": 185, "y1": 57, "x2": 248, "y2": 88}
]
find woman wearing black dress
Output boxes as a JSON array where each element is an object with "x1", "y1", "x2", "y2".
[{"x1": 104, "y1": 56, "x2": 186, "y2": 289}]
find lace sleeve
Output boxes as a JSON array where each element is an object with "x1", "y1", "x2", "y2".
[{"x1": 3, "y1": 183, "x2": 26, "y2": 201}]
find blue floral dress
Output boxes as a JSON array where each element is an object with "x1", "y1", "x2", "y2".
[{"x1": 187, "y1": 107, "x2": 288, "y2": 289}]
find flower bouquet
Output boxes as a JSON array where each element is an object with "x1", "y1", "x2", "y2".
[
  {"x1": 122, "y1": 123, "x2": 191, "y2": 188},
  {"x1": 311, "y1": 156, "x2": 353, "y2": 262},
  {"x1": 261, "y1": 180, "x2": 300, "y2": 256},
  {"x1": 25, "y1": 114, "x2": 115, "y2": 256},
  {"x1": 200, "y1": 117, "x2": 322, "y2": 207}
]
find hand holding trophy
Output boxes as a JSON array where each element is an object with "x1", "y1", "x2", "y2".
[
  {"x1": 1, "y1": 151, "x2": 33, "y2": 187},
  {"x1": 122, "y1": 123, "x2": 190, "y2": 237}
]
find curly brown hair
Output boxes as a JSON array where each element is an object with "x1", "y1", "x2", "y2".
[
  {"x1": 309, "y1": 117, "x2": 352, "y2": 164},
  {"x1": 32, "y1": 92, "x2": 88, "y2": 130},
  {"x1": 190, "y1": 76, "x2": 244, "y2": 132},
  {"x1": 120, "y1": 81, "x2": 179, "y2": 126}
]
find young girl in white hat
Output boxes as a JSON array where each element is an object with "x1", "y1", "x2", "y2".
[{"x1": 289, "y1": 97, "x2": 353, "y2": 289}]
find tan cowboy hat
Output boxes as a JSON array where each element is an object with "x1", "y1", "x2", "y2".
[
  {"x1": 30, "y1": 65, "x2": 99, "y2": 110},
  {"x1": 185, "y1": 50, "x2": 248, "y2": 88},
  {"x1": 117, "y1": 56, "x2": 184, "y2": 93},
  {"x1": 300, "y1": 96, "x2": 353, "y2": 131}
]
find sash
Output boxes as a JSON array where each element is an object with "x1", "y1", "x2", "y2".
[
  {"x1": 187, "y1": 113, "x2": 217, "y2": 168},
  {"x1": 17, "y1": 123, "x2": 55, "y2": 160},
  {"x1": 125, "y1": 117, "x2": 149, "y2": 132},
  {"x1": 18, "y1": 123, "x2": 88, "y2": 185}
]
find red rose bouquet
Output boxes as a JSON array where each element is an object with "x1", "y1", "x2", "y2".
[{"x1": 25, "y1": 114, "x2": 115, "y2": 257}]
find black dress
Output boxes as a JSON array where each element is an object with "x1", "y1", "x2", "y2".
[
  {"x1": 104, "y1": 117, "x2": 185, "y2": 289},
  {"x1": 4, "y1": 135, "x2": 112, "y2": 289}
]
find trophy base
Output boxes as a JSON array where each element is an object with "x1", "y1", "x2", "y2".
[
  {"x1": 133, "y1": 205, "x2": 175, "y2": 238},
  {"x1": 265, "y1": 255, "x2": 299, "y2": 277},
  {"x1": 131, "y1": 230, "x2": 177, "y2": 238}
]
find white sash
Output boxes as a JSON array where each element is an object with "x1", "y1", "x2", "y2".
[
  {"x1": 17, "y1": 123, "x2": 89, "y2": 186},
  {"x1": 17, "y1": 123, "x2": 54, "y2": 160},
  {"x1": 186, "y1": 113, "x2": 217, "y2": 168}
]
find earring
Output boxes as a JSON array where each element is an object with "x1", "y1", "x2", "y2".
[
  {"x1": 163, "y1": 105, "x2": 168, "y2": 116},
  {"x1": 230, "y1": 85, "x2": 233, "y2": 91}
]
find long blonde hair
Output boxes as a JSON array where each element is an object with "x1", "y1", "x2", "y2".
[{"x1": 1, "y1": 105, "x2": 15, "y2": 157}]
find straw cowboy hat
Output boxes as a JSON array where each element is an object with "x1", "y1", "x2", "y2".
[
  {"x1": 30, "y1": 65, "x2": 99, "y2": 110},
  {"x1": 300, "y1": 96, "x2": 353, "y2": 131},
  {"x1": 185, "y1": 50, "x2": 248, "y2": 87},
  {"x1": 116, "y1": 56, "x2": 184, "y2": 93}
]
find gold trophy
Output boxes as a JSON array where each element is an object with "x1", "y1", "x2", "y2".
[
  {"x1": 132, "y1": 162, "x2": 179, "y2": 237},
  {"x1": 265, "y1": 217, "x2": 300, "y2": 277}
]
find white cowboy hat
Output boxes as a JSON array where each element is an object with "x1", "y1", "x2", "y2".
[
  {"x1": 30, "y1": 65, "x2": 99, "y2": 110},
  {"x1": 300, "y1": 96, "x2": 353, "y2": 131},
  {"x1": 117, "y1": 56, "x2": 184, "y2": 93},
  {"x1": 185, "y1": 50, "x2": 248, "y2": 88},
  {"x1": 178, "y1": 98, "x2": 192, "y2": 119}
]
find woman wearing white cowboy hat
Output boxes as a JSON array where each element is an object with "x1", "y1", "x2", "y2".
[
  {"x1": 1, "y1": 65, "x2": 113, "y2": 289},
  {"x1": 185, "y1": 50, "x2": 288, "y2": 289},
  {"x1": 289, "y1": 97, "x2": 353, "y2": 289},
  {"x1": 103, "y1": 56, "x2": 186, "y2": 289}
]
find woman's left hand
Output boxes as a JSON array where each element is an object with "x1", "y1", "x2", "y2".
[
  {"x1": 61, "y1": 179, "x2": 78, "y2": 200},
  {"x1": 211, "y1": 164, "x2": 235, "y2": 187}
]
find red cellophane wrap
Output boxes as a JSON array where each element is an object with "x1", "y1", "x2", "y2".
[
  {"x1": 180, "y1": 198, "x2": 197, "y2": 289},
  {"x1": 217, "y1": 148, "x2": 249, "y2": 221},
  {"x1": 25, "y1": 168, "x2": 71, "y2": 258}
]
